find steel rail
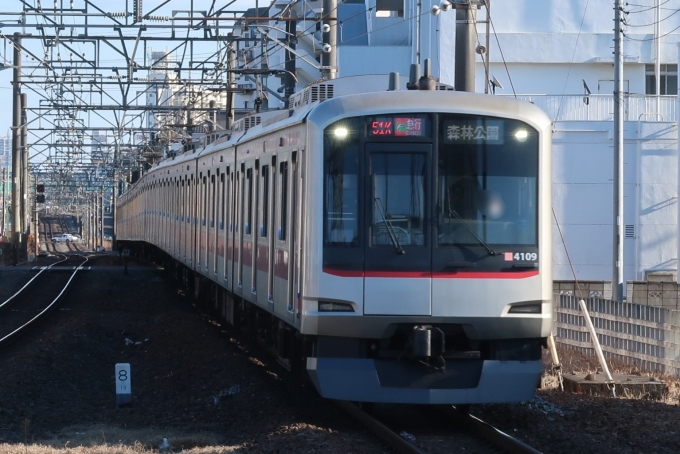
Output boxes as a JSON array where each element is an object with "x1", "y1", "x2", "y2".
[
  {"x1": 446, "y1": 406, "x2": 544, "y2": 454},
  {"x1": 0, "y1": 255, "x2": 89, "y2": 344},
  {"x1": 337, "y1": 401, "x2": 544, "y2": 454},
  {"x1": 334, "y1": 400, "x2": 427, "y2": 454},
  {"x1": 0, "y1": 254, "x2": 69, "y2": 310}
]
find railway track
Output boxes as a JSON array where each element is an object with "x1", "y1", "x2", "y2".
[
  {"x1": 336, "y1": 401, "x2": 543, "y2": 454},
  {"x1": 0, "y1": 254, "x2": 89, "y2": 345}
]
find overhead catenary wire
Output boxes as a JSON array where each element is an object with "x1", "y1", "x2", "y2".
[
  {"x1": 488, "y1": 14, "x2": 517, "y2": 98},
  {"x1": 553, "y1": 0, "x2": 591, "y2": 124},
  {"x1": 552, "y1": 207, "x2": 615, "y2": 394}
]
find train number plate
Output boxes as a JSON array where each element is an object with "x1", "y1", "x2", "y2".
[{"x1": 504, "y1": 252, "x2": 538, "y2": 261}]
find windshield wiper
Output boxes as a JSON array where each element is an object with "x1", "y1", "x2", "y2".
[
  {"x1": 374, "y1": 197, "x2": 405, "y2": 255},
  {"x1": 449, "y1": 209, "x2": 498, "y2": 256}
]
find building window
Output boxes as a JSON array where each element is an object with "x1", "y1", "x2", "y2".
[
  {"x1": 376, "y1": 0, "x2": 404, "y2": 17},
  {"x1": 645, "y1": 64, "x2": 677, "y2": 95}
]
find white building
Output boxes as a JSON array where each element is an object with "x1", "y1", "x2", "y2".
[
  {"x1": 149, "y1": 1, "x2": 677, "y2": 292},
  {"x1": 243, "y1": 0, "x2": 679, "y2": 289}
]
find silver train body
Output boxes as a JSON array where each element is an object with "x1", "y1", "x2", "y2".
[{"x1": 116, "y1": 75, "x2": 553, "y2": 404}]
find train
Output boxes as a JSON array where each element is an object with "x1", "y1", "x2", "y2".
[{"x1": 116, "y1": 73, "x2": 553, "y2": 404}]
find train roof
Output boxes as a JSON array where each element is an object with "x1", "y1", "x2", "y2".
[{"x1": 149, "y1": 74, "x2": 551, "y2": 174}]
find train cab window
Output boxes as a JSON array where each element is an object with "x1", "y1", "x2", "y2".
[
  {"x1": 437, "y1": 115, "x2": 538, "y2": 247},
  {"x1": 323, "y1": 125, "x2": 360, "y2": 246},
  {"x1": 370, "y1": 152, "x2": 426, "y2": 247},
  {"x1": 279, "y1": 162, "x2": 288, "y2": 241}
]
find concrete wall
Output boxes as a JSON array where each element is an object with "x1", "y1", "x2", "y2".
[
  {"x1": 552, "y1": 120, "x2": 678, "y2": 283},
  {"x1": 554, "y1": 294, "x2": 680, "y2": 374}
]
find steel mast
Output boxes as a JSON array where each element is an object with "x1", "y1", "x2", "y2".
[{"x1": 612, "y1": 0, "x2": 625, "y2": 302}]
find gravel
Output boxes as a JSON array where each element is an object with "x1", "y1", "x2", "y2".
[{"x1": 1, "y1": 252, "x2": 679, "y2": 453}]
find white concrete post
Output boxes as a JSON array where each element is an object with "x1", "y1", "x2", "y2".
[{"x1": 578, "y1": 299, "x2": 613, "y2": 383}]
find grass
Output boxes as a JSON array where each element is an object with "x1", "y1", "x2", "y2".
[
  {"x1": 542, "y1": 344, "x2": 680, "y2": 403},
  {"x1": 0, "y1": 426, "x2": 240, "y2": 453}
]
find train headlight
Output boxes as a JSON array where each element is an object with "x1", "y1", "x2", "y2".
[
  {"x1": 514, "y1": 129, "x2": 529, "y2": 142},
  {"x1": 508, "y1": 302, "x2": 542, "y2": 314},
  {"x1": 333, "y1": 127, "x2": 349, "y2": 139},
  {"x1": 318, "y1": 301, "x2": 355, "y2": 312}
]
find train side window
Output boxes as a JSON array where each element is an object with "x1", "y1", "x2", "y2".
[
  {"x1": 279, "y1": 161, "x2": 288, "y2": 241},
  {"x1": 211, "y1": 174, "x2": 216, "y2": 228},
  {"x1": 261, "y1": 165, "x2": 269, "y2": 237},
  {"x1": 180, "y1": 180, "x2": 184, "y2": 222},
  {"x1": 186, "y1": 178, "x2": 191, "y2": 223},
  {"x1": 220, "y1": 173, "x2": 226, "y2": 230},
  {"x1": 246, "y1": 168, "x2": 253, "y2": 235},
  {"x1": 238, "y1": 170, "x2": 243, "y2": 233},
  {"x1": 202, "y1": 176, "x2": 208, "y2": 226}
]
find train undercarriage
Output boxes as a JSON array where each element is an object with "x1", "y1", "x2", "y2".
[{"x1": 119, "y1": 240, "x2": 546, "y2": 404}]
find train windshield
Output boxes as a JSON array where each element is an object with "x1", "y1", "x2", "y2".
[
  {"x1": 322, "y1": 113, "x2": 539, "y2": 272},
  {"x1": 437, "y1": 114, "x2": 538, "y2": 247}
]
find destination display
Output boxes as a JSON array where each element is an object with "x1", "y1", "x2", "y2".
[
  {"x1": 442, "y1": 119, "x2": 504, "y2": 145},
  {"x1": 368, "y1": 116, "x2": 428, "y2": 137}
]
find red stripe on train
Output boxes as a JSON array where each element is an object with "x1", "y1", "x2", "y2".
[{"x1": 323, "y1": 269, "x2": 539, "y2": 279}]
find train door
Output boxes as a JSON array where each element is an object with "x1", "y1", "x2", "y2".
[
  {"x1": 161, "y1": 179, "x2": 170, "y2": 251},
  {"x1": 243, "y1": 162, "x2": 255, "y2": 299},
  {"x1": 190, "y1": 174, "x2": 198, "y2": 269},
  {"x1": 236, "y1": 163, "x2": 245, "y2": 294},
  {"x1": 256, "y1": 160, "x2": 272, "y2": 306},
  {"x1": 177, "y1": 177, "x2": 182, "y2": 260},
  {"x1": 267, "y1": 157, "x2": 277, "y2": 306},
  {"x1": 272, "y1": 153, "x2": 297, "y2": 323},
  {"x1": 183, "y1": 177, "x2": 189, "y2": 265},
  {"x1": 199, "y1": 173, "x2": 208, "y2": 272},
  {"x1": 363, "y1": 143, "x2": 432, "y2": 316},
  {"x1": 209, "y1": 173, "x2": 217, "y2": 275},
  {"x1": 216, "y1": 171, "x2": 224, "y2": 279},
  {"x1": 180, "y1": 179, "x2": 185, "y2": 263},
  {"x1": 224, "y1": 167, "x2": 233, "y2": 291},
  {"x1": 251, "y1": 161, "x2": 260, "y2": 299},
  {"x1": 290, "y1": 151, "x2": 302, "y2": 321}
]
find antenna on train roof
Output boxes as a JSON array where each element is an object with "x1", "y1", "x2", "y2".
[
  {"x1": 388, "y1": 72, "x2": 400, "y2": 91},
  {"x1": 418, "y1": 59, "x2": 437, "y2": 91},
  {"x1": 407, "y1": 63, "x2": 420, "y2": 90}
]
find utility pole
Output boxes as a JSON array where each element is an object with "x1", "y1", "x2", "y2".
[
  {"x1": 226, "y1": 38, "x2": 237, "y2": 130},
  {"x1": 11, "y1": 33, "x2": 22, "y2": 263},
  {"x1": 1, "y1": 164, "x2": 5, "y2": 239},
  {"x1": 612, "y1": 0, "x2": 625, "y2": 302},
  {"x1": 455, "y1": 0, "x2": 477, "y2": 92},
  {"x1": 21, "y1": 93, "x2": 28, "y2": 237},
  {"x1": 285, "y1": 14, "x2": 297, "y2": 98},
  {"x1": 321, "y1": 0, "x2": 337, "y2": 80}
]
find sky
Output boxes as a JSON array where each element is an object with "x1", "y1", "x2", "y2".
[{"x1": 0, "y1": 0, "x2": 258, "y2": 137}]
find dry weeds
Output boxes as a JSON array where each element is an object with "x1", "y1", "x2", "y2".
[{"x1": 539, "y1": 345, "x2": 680, "y2": 405}]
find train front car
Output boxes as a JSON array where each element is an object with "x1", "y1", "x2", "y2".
[{"x1": 302, "y1": 88, "x2": 552, "y2": 404}]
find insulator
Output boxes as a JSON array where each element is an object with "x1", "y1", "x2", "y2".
[
  {"x1": 147, "y1": 15, "x2": 170, "y2": 22},
  {"x1": 133, "y1": 0, "x2": 143, "y2": 22},
  {"x1": 109, "y1": 12, "x2": 127, "y2": 18}
]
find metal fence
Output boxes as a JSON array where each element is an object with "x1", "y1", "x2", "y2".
[
  {"x1": 504, "y1": 94, "x2": 677, "y2": 122},
  {"x1": 553, "y1": 294, "x2": 680, "y2": 375}
]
